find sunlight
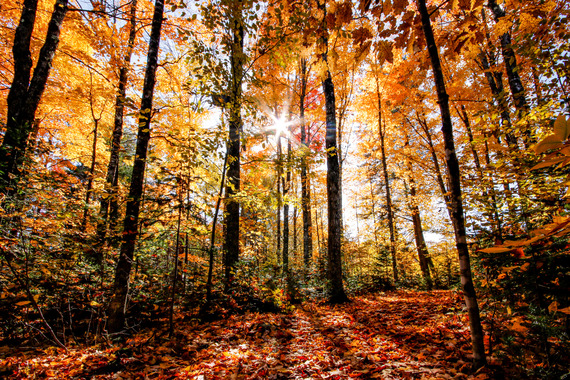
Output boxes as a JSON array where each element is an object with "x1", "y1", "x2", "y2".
[{"x1": 267, "y1": 114, "x2": 294, "y2": 139}]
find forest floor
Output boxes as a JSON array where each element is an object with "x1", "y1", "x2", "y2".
[{"x1": 1, "y1": 290, "x2": 502, "y2": 379}]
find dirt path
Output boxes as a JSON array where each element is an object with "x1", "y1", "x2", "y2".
[{"x1": 1, "y1": 290, "x2": 491, "y2": 379}]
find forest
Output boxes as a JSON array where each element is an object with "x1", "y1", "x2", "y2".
[{"x1": 0, "y1": 0, "x2": 569, "y2": 378}]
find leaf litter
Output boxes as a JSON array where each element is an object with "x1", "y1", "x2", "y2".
[{"x1": 1, "y1": 290, "x2": 496, "y2": 379}]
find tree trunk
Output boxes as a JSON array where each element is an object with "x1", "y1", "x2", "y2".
[
  {"x1": 456, "y1": 105, "x2": 502, "y2": 242},
  {"x1": 299, "y1": 58, "x2": 313, "y2": 268},
  {"x1": 374, "y1": 75, "x2": 399, "y2": 283},
  {"x1": 223, "y1": 4, "x2": 244, "y2": 289},
  {"x1": 169, "y1": 190, "x2": 183, "y2": 337},
  {"x1": 283, "y1": 135, "x2": 292, "y2": 290},
  {"x1": 96, "y1": 0, "x2": 138, "y2": 251},
  {"x1": 318, "y1": 0, "x2": 348, "y2": 304},
  {"x1": 0, "y1": 0, "x2": 68, "y2": 195},
  {"x1": 416, "y1": 0, "x2": 486, "y2": 368},
  {"x1": 206, "y1": 150, "x2": 228, "y2": 302},
  {"x1": 403, "y1": 133, "x2": 432, "y2": 290},
  {"x1": 82, "y1": 74, "x2": 100, "y2": 230},
  {"x1": 107, "y1": 0, "x2": 164, "y2": 333},
  {"x1": 276, "y1": 136, "x2": 282, "y2": 264},
  {"x1": 487, "y1": 0, "x2": 530, "y2": 121}
]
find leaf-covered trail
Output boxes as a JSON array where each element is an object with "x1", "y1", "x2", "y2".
[{"x1": 2, "y1": 290, "x2": 491, "y2": 379}]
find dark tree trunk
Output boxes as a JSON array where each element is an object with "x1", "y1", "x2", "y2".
[
  {"x1": 283, "y1": 136, "x2": 292, "y2": 289},
  {"x1": 299, "y1": 58, "x2": 313, "y2": 268},
  {"x1": 96, "y1": 0, "x2": 138, "y2": 251},
  {"x1": 416, "y1": 0, "x2": 486, "y2": 368},
  {"x1": 477, "y1": 47, "x2": 518, "y2": 152},
  {"x1": 0, "y1": 0, "x2": 68, "y2": 195},
  {"x1": 374, "y1": 75, "x2": 399, "y2": 283},
  {"x1": 318, "y1": 0, "x2": 348, "y2": 304},
  {"x1": 169, "y1": 191, "x2": 183, "y2": 337},
  {"x1": 456, "y1": 106, "x2": 502, "y2": 241},
  {"x1": 82, "y1": 77, "x2": 100, "y2": 230},
  {"x1": 223, "y1": 4, "x2": 244, "y2": 289},
  {"x1": 107, "y1": 0, "x2": 164, "y2": 333},
  {"x1": 487, "y1": 0, "x2": 529, "y2": 119},
  {"x1": 276, "y1": 136, "x2": 282, "y2": 264},
  {"x1": 403, "y1": 133, "x2": 432, "y2": 290},
  {"x1": 416, "y1": 114, "x2": 452, "y2": 220},
  {"x1": 206, "y1": 151, "x2": 228, "y2": 303}
]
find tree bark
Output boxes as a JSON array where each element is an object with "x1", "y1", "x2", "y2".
[
  {"x1": 456, "y1": 106, "x2": 502, "y2": 241},
  {"x1": 487, "y1": 0, "x2": 529, "y2": 119},
  {"x1": 374, "y1": 74, "x2": 399, "y2": 283},
  {"x1": 0, "y1": 0, "x2": 68, "y2": 195},
  {"x1": 206, "y1": 151, "x2": 228, "y2": 302},
  {"x1": 416, "y1": 114, "x2": 452, "y2": 220},
  {"x1": 318, "y1": 0, "x2": 348, "y2": 304},
  {"x1": 276, "y1": 136, "x2": 282, "y2": 264},
  {"x1": 416, "y1": 0, "x2": 486, "y2": 368},
  {"x1": 107, "y1": 0, "x2": 164, "y2": 334},
  {"x1": 283, "y1": 136, "x2": 291, "y2": 289},
  {"x1": 96, "y1": 0, "x2": 138, "y2": 251},
  {"x1": 299, "y1": 58, "x2": 313, "y2": 268},
  {"x1": 403, "y1": 133, "x2": 432, "y2": 290},
  {"x1": 223, "y1": 3, "x2": 244, "y2": 289}
]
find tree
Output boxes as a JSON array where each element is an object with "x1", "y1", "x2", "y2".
[
  {"x1": 373, "y1": 64, "x2": 399, "y2": 283},
  {"x1": 299, "y1": 58, "x2": 314, "y2": 268},
  {"x1": 107, "y1": 0, "x2": 164, "y2": 333},
  {"x1": 415, "y1": 0, "x2": 486, "y2": 368},
  {"x1": 0, "y1": 0, "x2": 69, "y2": 196},
  {"x1": 317, "y1": 0, "x2": 348, "y2": 304},
  {"x1": 223, "y1": 1, "x2": 245, "y2": 290},
  {"x1": 96, "y1": 0, "x2": 139, "y2": 252}
]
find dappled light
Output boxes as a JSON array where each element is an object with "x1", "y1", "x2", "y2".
[{"x1": 1, "y1": 0, "x2": 569, "y2": 378}]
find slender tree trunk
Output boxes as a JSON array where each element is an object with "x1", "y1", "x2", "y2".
[
  {"x1": 276, "y1": 135, "x2": 283, "y2": 264},
  {"x1": 0, "y1": 0, "x2": 68, "y2": 195},
  {"x1": 477, "y1": 47, "x2": 518, "y2": 152},
  {"x1": 107, "y1": 0, "x2": 164, "y2": 333},
  {"x1": 293, "y1": 206, "x2": 297, "y2": 253},
  {"x1": 223, "y1": 4, "x2": 244, "y2": 289},
  {"x1": 318, "y1": 0, "x2": 348, "y2": 304},
  {"x1": 169, "y1": 190, "x2": 183, "y2": 337},
  {"x1": 456, "y1": 106, "x2": 502, "y2": 241},
  {"x1": 374, "y1": 76, "x2": 399, "y2": 283},
  {"x1": 415, "y1": 114, "x2": 452, "y2": 220},
  {"x1": 487, "y1": 0, "x2": 530, "y2": 122},
  {"x1": 299, "y1": 58, "x2": 313, "y2": 268},
  {"x1": 283, "y1": 135, "x2": 292, "y2": 290},
  {"x1": 96, "y1": 0, "x2": 138, "y2": 250},
  {"x1": 403, "y1": 133, "x2": 432, "y2": 289},
  {"x1": 206, "y1": 151, "x2": 228, "y2": 302},
  {"x1": 417, "y1": 0, "x2": 486, "y2": 368},
  {"x1": 82, "y1": 72, "x2": 102, "y2": 230}
]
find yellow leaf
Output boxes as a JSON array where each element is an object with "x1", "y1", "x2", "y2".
[
  {"x1": 16, "y1": 300, "x2": 31, "y2": 306},
  {"x1": 557, "y1": 306, "x2": 570, "y2": 315}
]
